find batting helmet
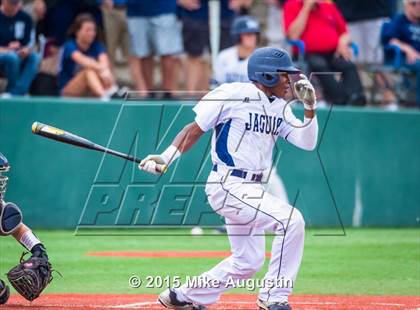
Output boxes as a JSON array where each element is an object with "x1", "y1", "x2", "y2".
[
  {"x1": 247, "y1": 47, "x2": 300, "y2": 87},
  {"x1": 231, "y1": 15, "x2": 260, "y2": 40}
]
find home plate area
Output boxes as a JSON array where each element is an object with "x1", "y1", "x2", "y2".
[{"x1": 3, "y1": 294, "x2": 419, "y2": 310}]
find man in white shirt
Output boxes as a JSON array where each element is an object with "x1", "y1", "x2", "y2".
[{"x1": 140, "y1": 47, "x2": 318, "y2": 310}]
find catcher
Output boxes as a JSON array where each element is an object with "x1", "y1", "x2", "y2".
[{"x1": 0, "y1": 152, "x2": 52, "y2": 304}]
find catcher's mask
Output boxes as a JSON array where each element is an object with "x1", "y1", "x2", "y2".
[{"x1": 0, "y1": 153, "x2": 9, "y2": 203}]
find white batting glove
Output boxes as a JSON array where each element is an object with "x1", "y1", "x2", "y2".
[
  {"x1": 138, "y1": 145, "x2": 181, "y2": 175},
  {"x1": 139, "y1": 155, "x2": 167, "y2": 175},
  {"x1": 293, "y1": 74, "x2": 317, "y2": 110}
]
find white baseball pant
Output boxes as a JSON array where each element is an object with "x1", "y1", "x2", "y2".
[{"x1": 178, "y1": 169, "x2": 305, "y2": 305}]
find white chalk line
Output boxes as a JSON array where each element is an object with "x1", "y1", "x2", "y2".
[
  {"x1": 110, "y1": 302, "x2": 159, "y2": 308},
  {"x1": 112, "y1": 300, "x2": 418, "y2": 308},
  {"x1": 9, "y1": 300, "x2": 419, "y2": 309}
]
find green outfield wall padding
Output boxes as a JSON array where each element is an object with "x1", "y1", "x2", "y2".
[{"x1": 0, "y1": 97, "x2": 419, "y2": 228}]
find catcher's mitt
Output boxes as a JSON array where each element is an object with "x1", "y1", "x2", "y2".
[{"x1": 7, "y1": 253, "x2": 52, "y2": 301}]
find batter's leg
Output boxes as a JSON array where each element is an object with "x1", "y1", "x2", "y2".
[
  {"x1": 177, "y1": 223, "x2": 265, "y2": 305},
  {"x1": 211, "y1": 180, "x2": 305, "y2": 304},
  {"x1": 256, "y1": 192, "x2": 305, "y2": 304},
  {"x1": 264, "y1": 167, "x2": 289, "y2": 204},
  {"x1": 175, "y1": 176, "x2": 304, "y2": 306}
]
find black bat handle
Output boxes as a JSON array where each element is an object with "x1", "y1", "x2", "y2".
[
  {"x1": 102, "y1": 148, "x2": 142, "y2": 164},
  {"x1": 126, "y1": 155, "x2": 142, "y2": 164}
]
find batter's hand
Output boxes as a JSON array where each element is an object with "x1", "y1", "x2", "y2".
[
  {"x1": 293, "y1": 74, "x2": 316, "y2": 110},
  {"x1": 139, "y1": 155, "x2": 167, "y2": 175}
]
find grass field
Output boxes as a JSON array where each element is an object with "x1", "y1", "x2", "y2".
[{"x1": 1, "y1": 228, "x2": 419, "y2": 298}]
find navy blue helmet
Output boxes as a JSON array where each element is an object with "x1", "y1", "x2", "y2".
[
  {"x1": 231, "y1": 15, "x2": 260, "y2": 39},
  {"x1": 247, "y1": 47, "x2": 300, "y2": 87}
]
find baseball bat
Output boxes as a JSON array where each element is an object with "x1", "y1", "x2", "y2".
[{"x1": 31, "y1": 122, "x2": 167, "y2": 172}]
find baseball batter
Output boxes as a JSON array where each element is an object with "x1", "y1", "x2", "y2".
[
  {"x1": 214, "y1": 15, "x2": 290, "y2": 204},
  {"x1": 0, "y1": 152, "x2": 52, "y2": 305},
  {"x1": 139, "y1": 47, "x2": 318, "y2": 310}
]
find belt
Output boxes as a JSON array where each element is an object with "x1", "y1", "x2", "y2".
[{"x1": 212, "y1": 164, "x2": 263, "y2": 182}]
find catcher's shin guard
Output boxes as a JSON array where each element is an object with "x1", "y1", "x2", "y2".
[
  {"x1": 0, "y1": 279, "x2": 10, "y2": 305},
  {"x1": 0, "y1": 202, "x2": 23, "y2": 236}
]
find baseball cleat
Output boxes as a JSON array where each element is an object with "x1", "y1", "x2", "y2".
[
  {"x1": 158, "y1": 288, "x2": 206, "y2": 310},
  {"x1": 257, "y1": 299, "x2": 292, "y2": 310}
]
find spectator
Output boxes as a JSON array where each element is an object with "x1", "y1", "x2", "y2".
[
  {"x1": 177, "y1": 0, "x2": 252, "y2": 92},
  {"x1": 127, "y1": 0, "x2": 182, "y2": 98},
  {"x1": 214, "y1": 15, "x2": 259, "y2": 84},
  {"x1": 336, "y1": 0, "x2": 397, "y2": 109},
  {"x1": 0, "y1": 0, "x2": 40, "y2": 96},
  {"x1": 265, "y1": 0, "x2": 287, "y2": 48},
  {"x1": 35, "y1": 0, "x2": 103, "y2": 47},
  {"x1": 382, "y1": 0, "x2": 420, "y2": 108},
  {"x1": 58, "y1": 13, "x2": 119, "y2": 99},
  {"x1": 336, "y1": 0, "x2": 393, "y2": 64},
  {"x1": 100, "y1": 0, "x2": 129, "y2": 66},
  {"x1": 284, "y1": 0, "x2": 366, "y2": 106}
]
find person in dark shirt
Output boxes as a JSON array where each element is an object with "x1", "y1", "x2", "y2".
[
  {"x1": 126, "y1": 0, "x2": 183, "y2": 98},
  {"x1": 336, "y1": 0, "x2": 397, "y2": 108},
  {"x1": 336, "y1": 0, "x2": 393, "y2": 64},
  {"x1": 177, "y1": 0, "x2": 251, "y2": 92},
  {"x1": 34, "y1": 0, "x2": 103, "y2": 47},
  {"x1": 0, "y1": 0, "x2": 40, "y2": 96},
  {"x1": 178, "y1": 0, "x2": 232, "y2": 92},
  {"x1": 58, "y1": 13, "x2": 117, "y2": 99},
  {"x1": 382, "y1": 0, "x2": 420, "y2": 107}
]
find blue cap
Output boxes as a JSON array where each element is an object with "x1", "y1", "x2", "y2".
[{"x1": 231, "y1": 15, "x2": 260, "y2": 38}]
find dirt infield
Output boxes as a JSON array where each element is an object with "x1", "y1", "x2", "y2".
[{"x1": 3, "y1": 294, "x2": 419, "y2": 310}]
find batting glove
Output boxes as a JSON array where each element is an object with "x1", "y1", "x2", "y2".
[
  {"x1": 139, "y1": 145, "x2": 181, "y2": 175},
  {"x1": 293, "y1": 74, "x2": 317, "y2": 110}
]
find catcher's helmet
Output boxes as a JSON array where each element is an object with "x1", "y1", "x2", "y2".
[
  {"x1": 0, "y1": 153, "x2": 9, "y2": 172},
  {"x1": 247, "y1": 47, "x2": 300, "y2": 87},
  {"x1": 231, "y1": 15, "x2": 260, "y2": 39}
]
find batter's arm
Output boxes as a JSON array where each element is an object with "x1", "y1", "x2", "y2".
[
  {"x1": 286, "y1": 74, "x2": 318, "y2": 151},
  {"x1": 286, "y1": 113, "x2": 318, "y2": 151},
  {"x1": 171, "y1": 121, "x2": 205, "y2": 153},
  {"x1": 139, "y1": 122, "x2": 205, "y2": 174}
]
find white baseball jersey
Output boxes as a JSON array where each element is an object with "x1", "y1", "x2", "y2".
[
  {"x1": 193, "y1": 82, "x2": 300, "y2": 172},
  {"x1": 214, "y1": 47, "x2": 249, "y2": 85}
]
